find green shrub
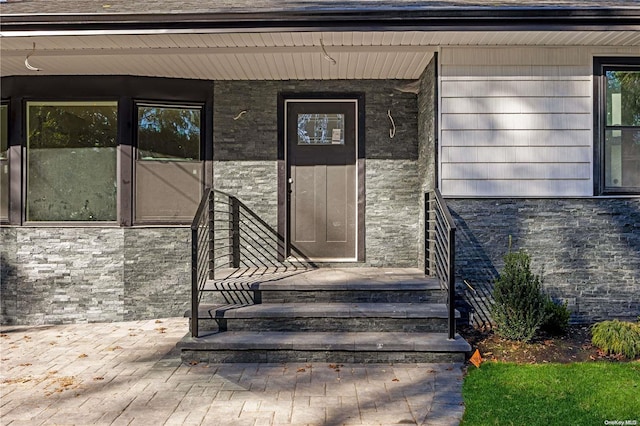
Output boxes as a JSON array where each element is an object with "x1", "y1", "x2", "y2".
[
  {"x1": 541, "y1": 297, "x2": 571, "y2": 335},
  {"x1": 491, "y1": 250, "x2": 546, "y2": 342},
  {"x1": 591, "y1": 320, "x2": 640, "y2": 359}
]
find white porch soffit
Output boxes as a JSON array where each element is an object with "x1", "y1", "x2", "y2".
[{"x1": 1, "y1": 30, "x2": 639, "y2": 80}]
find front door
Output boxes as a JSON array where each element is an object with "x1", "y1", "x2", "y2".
[{"x1": 286, "y1": 100, "x2": 357, "y2": 261}]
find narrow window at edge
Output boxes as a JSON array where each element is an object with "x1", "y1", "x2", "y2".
[
  {"x1": 596, "y1": 59, "x2": 640, "y2": 194},
  {"x1": 0, "y1": 103, "x2": 9, "y2": 221}
]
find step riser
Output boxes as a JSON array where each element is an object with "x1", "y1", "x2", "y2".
[
  {"x1": 201, "y1": 291, "x2": 445, "y2": 305},
  {"x1": 199, "y1": 317, "x2": 449, "y2": 333},
  {"x1": 261, "y1": 291, "x2": 445, "y2": 304},
  {"x1": 202, "y1": 290, "x2": 447, "y2": 304},
  {"x1": 185, "y1": 269, "x2": 466, "y2": 364},
  {"x1": 182, "y1": 349, "x2": 465, "y2": 364}
]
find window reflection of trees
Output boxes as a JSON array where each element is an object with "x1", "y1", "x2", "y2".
[
  {"x1": 0, "y1": 105, "x2": 8, "y2": 159},
  {"x1": 28, "y1": 105, "x2": 117, "y2": 149},
  {"x1": 137, "y1": 106, "x2": 201, "y2": 160},
  {"x1": 26, "y1": 102, "x2": 118, "y2": 221},
  {"x1": 606, "y1": 71, "x2": 640, "y2": 127},
  {"x1": 605, "y1": 70, "x2": 640, "y2": 188}
]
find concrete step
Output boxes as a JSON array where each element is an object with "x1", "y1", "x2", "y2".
[
  {"x1": 178, "y1": 331, "x2": 471, "y2": 364},
  {"x1": 195, "y1": 302, "x2": 456, "y2": 332},
  {"x1": 200, "y1": 279, "x2": 446, "y2": 304},
  {"x1": 184, "y1": 268, "x2": 466, "y2": 364}
]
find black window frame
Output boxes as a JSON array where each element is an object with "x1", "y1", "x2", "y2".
[
  {"x1": 1, "y1": 100, "x2": 10, "y2": 224},
  {"x1": 24, "y1": 99, "x2": 121, "y2": 224},
  {"x1": 0, "y1": 100, "x2": 8, "y2": 158},
  {"x1": 0, "y1": 75, "x2": 214, "y2": 227},
  {"x1": 132, "y1": 100, "x2": 206, "y2": 225},
  {"x1": 593, "y1": 56, "x2": 640, "y2": 195},
  {"x1": 134, "y1": 100, "x2": 205, "y2": 162}
]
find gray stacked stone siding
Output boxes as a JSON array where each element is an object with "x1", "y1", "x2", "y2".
[
  {"x1": 213, "y1": 162, "x2": 279, "y2": 264},
  {"x1": 1, "y1": 227, "x2": 190, "y2": 325},
  {"x1": 417, "y1": 56, "x2": 438, "y2": 271},
  {"x1": 213, "y1": 79, "x2": 421, "y2": 267},
  {"x1": 418, "y1": 58, "x2": 437, "y2": 193},
  {"x1": 365, "y1": 160, "x2": 420, "y2": 267},
  {"x1": 122, "y1": 228, "x2": 191, "y2": 320},
  {"x1": 1, "y1": 79, "x2": 425, "y2": 325},
  {"x1": 448, "y1": 198, "x2": 640, "y2": 323}
]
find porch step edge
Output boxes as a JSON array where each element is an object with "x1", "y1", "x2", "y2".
[
  {"x1": 177, "y1": 331, "x2": 471, "y2": 354},
  {"x1": 194, "y1": 302, "x2": 459, "y2": 319},
  {"x1": 202, "y1": 280, "x2": 442, "y2": 292}
]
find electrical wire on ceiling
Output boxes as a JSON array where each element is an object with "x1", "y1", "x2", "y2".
[
  {"x1": 319, "y1": 37, "x2": 337, "y2": 66},
  {"x1": 25, "y1": 42, "x2": 42, "y2": 72}
]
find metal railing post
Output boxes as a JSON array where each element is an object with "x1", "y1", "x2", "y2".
[
  {"x1": 426, "y1": 189, "x2": 457, "y2": 340},
  {"x1": 191, "y1": 187, "x2": 214, "y2": 339},
  {"x1": 191, "y1": 225, "x2": 199, "y2": 338},
  {"x1": 425, "y1": 192, "x2": 430, "y2": 276},
  {"x1": 231, "y1": 196, "x2": 241, "y2": 268},
  {"x1": 448, "y1": 227, "x2": 456, "y2": 340},
  {"x1": 208, "y1": 190, "x2": 215, "y2": 280}
]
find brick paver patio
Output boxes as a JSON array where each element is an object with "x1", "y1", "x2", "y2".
[{"x1": 0, "y1": 317, "x2": 465, "y2": 425}]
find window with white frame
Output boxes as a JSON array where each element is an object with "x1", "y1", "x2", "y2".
[
  {"x1": 595, "y1": 58, "x2": 640, "y2": 194},
  {"x1": 26, "y1": 101, "x2": 118, "y2": 221}
]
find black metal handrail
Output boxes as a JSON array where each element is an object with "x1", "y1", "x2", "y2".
[
  {"x1": 191, "y1": 187, "x2": 214, "y2": 338},
  {"x1": 425, "y1": 189, "x2": 457, "y2": 340},
  {"x1": 191, "y1": 188, "x2": 314, "y2": 337}
]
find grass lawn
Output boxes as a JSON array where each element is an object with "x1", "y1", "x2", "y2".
[{"x1": 462, "y1": 362, "x2": 640, "y2": 425}]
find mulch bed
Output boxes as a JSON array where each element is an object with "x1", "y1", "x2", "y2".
[{"x1": 461, "y1": 325, "x2": 632, "y2": 364}]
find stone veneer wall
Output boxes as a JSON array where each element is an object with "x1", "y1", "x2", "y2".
[
  {"x1": 122, "y1": 228, "x2": 191, "y2": 320},
  {"x1": 1, "y1": 79, "x2": 424, "y2": 325},
  {"x1": 213, "y1": 80, "x2": 421, "y2": 267},
  {"x1": 1, "y1": 227, "x2": 190, "y2": 325},
  {"x1": 417, "y1": 56, "x2": 438, "y2": 271},
  {"x1": 447, "y1": 198, "x2": 640, "y2": 323}
]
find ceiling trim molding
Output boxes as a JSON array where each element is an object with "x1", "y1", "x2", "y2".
[{"x1": 0, "y1": 45, "x2": 438, "y2": 57}]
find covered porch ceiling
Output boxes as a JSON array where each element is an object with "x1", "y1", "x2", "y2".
[{"x1": 1, "y1": 30, "x2": 639, "y2": 80}]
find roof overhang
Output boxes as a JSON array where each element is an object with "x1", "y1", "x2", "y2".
[
  {"x1": 2, "y1": 7, "x2": 640, "y2": 35},
  {"x1": 1, "y1": 3, "x2": 639, "y2": 81}
]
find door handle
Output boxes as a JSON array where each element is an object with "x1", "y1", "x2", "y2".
[{"x1": 288, "y1": 177, "x2": 293, "y2": 184}]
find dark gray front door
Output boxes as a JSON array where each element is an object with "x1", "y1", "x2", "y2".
[{"x1": 286, "y1": 100, "x2": 357, "y2": 260}]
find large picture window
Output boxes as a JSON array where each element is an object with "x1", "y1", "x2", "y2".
[
  {"x1": 26, "y1": 101, "x2": 118, "y2": 221},
  {"x1": 2, "y1": 75, "x2": 212, "y2": 226},
  {"x1": 134, "y1": 103, "x2": 202, "y2": 223},
  {"x1": 1, "y1": 103, "x2": 8, "y2": 221},
  {"x1": 596, "y1": 58, "x2": 640, "y2": 194}
]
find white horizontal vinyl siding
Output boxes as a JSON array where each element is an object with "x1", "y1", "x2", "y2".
[
  {"x1": 440, "y1": 47, "x2": 594, "y2": 197},
  {"x1": 442, "y1": 113, "x2": 590, "y2": 130},
  {"x1": 442, "y1": 146, "x2": 591, "y2": 163}
]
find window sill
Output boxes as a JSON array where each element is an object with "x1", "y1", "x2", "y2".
[
  {"x1": 16, "y1": 222, "x2": 191, "y2": 228},
  {"x1": 442, "y1": 195, "x2": 640, "y2": 200},
  {"x1": 21, "y1": 221, "x2": 120, "y2": 227}
]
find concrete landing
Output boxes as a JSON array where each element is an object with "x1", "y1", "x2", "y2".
[{"x1": 206, "y1": 267, "x2": 442, "y2": 290}]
